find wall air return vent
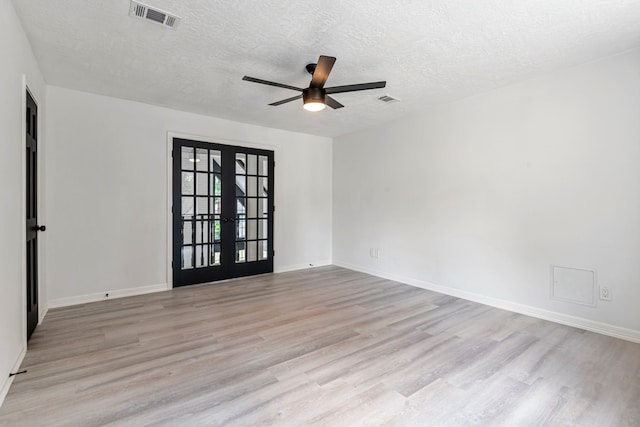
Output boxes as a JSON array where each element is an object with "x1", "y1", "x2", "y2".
[
  {"x1": 129, "y1": 1, "x2": 180, "y2": 29},
  {"x1": 378, "y1": 95, "x2": 400, "y2": 103}
]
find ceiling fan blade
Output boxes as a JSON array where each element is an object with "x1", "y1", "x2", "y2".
[
  {"x1": 325, "y1": 81, "x2": 386, "y2": 94},
  {"x1": 242, "y1": 76, "x2": 303, "y2": 92},
  {"x1": 325, "y1": 95, "x2": 344, "y2": 109},
  {"x1": 310, "y1": 55, "x2": 336, "y2": 88},
  {"x1": 269, "y1": 94, "x2": 303, "y2": 106}
]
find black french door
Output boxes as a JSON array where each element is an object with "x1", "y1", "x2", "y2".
[
  {"x1": 26, "y1": 90, "x2": 41, "y2": 340},
  {"x1": 172, "y1": 138, "x2": 274, "y2": 287}
]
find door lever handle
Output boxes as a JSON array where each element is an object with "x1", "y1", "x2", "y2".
[{"x1": 33, "y1": 225, "x2": 46, "y2": 232}]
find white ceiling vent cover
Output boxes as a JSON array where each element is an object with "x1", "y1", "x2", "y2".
[{"x1": 129, "y1": 1, "x2": 180, "y2": 29}]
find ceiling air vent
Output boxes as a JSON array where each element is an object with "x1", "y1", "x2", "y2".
[
  {"x1": 378, "y1": 95, "x2": 400, "y2": 103},
  {"x1": 129, "y1": 1, "x2": 180, "y2": 29}
]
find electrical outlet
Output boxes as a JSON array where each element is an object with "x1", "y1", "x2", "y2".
[
  {"x1": 599, "y1": 286, "x2": 611, "y2": 301},
  {"x1": 369, "y1": 248, "x2": 379, "y2": 258}
]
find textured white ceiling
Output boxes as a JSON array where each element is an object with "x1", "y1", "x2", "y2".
[{"x1": 12, "y1": 0, "x2": 640, "y2": 137}]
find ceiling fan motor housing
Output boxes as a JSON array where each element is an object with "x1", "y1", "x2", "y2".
[{"x1": 303, "y1": 87, "x2": 326, "y2": 104}]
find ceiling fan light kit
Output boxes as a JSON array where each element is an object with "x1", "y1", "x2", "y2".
[
  {"x1": 243, "y1": 55, "x2": 386, "y2": 112},
  {"x1": 303, "y1": 87, "x2": 326, "y2": 111}
]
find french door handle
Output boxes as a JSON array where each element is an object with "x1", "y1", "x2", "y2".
[
  {"x1": 33, "y1": 225, "x2": 46, "y2": 232},
  {"x1": 222, "y1": 218, "x2": 236, "y2": 223}
]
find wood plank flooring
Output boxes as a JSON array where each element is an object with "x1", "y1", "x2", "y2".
[{"x1": 1, "y1": 266, "x2": 639, "y2": 426}]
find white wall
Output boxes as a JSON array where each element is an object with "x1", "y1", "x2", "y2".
[
  {"x1": 0, "y1": 0, "x2": 47, "y2": 403},
  {"x1": 333, "y1": 49, "x2": 640, "y2": 335},
  {"x1": 45, "y1": 86, "x2": 332, "y2": 303}
]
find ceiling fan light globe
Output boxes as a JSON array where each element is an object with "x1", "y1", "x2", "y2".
[{"x1": 303, "y1": 101, "x2": 326, "y2": 112}]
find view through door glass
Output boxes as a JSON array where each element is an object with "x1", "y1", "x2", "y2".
[{"x1": 172, "y1": 138, "x2": 274, "y2": 287}]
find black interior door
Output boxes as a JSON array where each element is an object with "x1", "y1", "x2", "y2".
[
  {"x1": 26, "y1": 90, "x2": 41, "y2": 340},
  {"x1": 172, "y1": 138, "x2": 274, "y2": 287}
]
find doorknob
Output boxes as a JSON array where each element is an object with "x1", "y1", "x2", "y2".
[{"x1": 33, "y1": 225, "x2": 46, "y2": 232}]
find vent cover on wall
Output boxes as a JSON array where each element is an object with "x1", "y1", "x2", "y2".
[{"x1": 129, "y1": 1, "x2": 180, "y2": 29}]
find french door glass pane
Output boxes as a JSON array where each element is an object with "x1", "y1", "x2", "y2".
[
  {"x1": 236, "y1": 198, "x2": 246, "y2": 214},
  {"x1": 247, "y1": 219, "x2": 257, "y2": 240},
  {"x1": 196, "y1": 173, "x2": 208, "y2": 195},
  {"x1": 247, "y1": 241, "x2": 257, "y2": 262},
  {"x1": 196, "y1": 197, "x2": 208, "y2": 215},
  {"x1": 181, "y1": 147, "x2": 195, "y2": 170},
  {"x1": 211, "y1": 197, "x2": 221, "y2": 214},
  {"x1": 212, "y1": 174, "x2": 222, "y2": 196},
  {"x1": 212, "y1": 220, "x2": 221, "y2": 241},
  {"x1": 195, "y1": 149, "x2": 208, "y2": 171},
  {"x1": 258, "y1": 198, "x2": 267, "y2": 218},
  {"x1": 236, "y1": 219, "x2": 246, "y2": 239},
  {"x1": 259, "y1": 177, "x2": 268, "y2": 196},
  {"x1": 259, "y1": 156, "x2": 268, "y2": 176},
  {"x1": 182, "y1": 197, "x2": 194, "y2": 216},
  {"x1": 182, "y1": 172, "x2": 194, "y2": 194},
  {"x1": 236, "y1": 242, "x2": 246, "y2": 262},
  {"x1": 211, "y1": 243, "x2": 221, "y2": 265},
  {"x1": 236, "y1": 153, "x2": 246, "y2": 174},
  {"x1": 258, "y1": 219, "x2": 267, "y2": 239},
  {"x1": 236, "y1": 176, "x2": 246, "y2": 196},
  {"x1": 182, "y1": 246, "x2": 193, "y2": 269},
  {"x1": 195, "y1": 221, "x2": 208, "y2": 244},
  {"x1": 258, "y1": 240, "x2": 268, "y2": 260},
  {"x1": 247, "y1": 154, "x2": 258, "y2": 175},
  {"x1": 247, "y1": 177, "x2": 257, "y2": 197},
  {"x1": 247, "y1": 198, "x2": 257, "y2": 218},
  {"x1": 195, "y1": 245, "x2": 208, "y2": 267},
  {"x1": 210, "y1": 151, "x2": 222, "y2": 173},
  {"x1": 183, "y1": 221, "x2": 193, "y2": 245}
]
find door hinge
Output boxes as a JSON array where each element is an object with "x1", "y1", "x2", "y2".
[
  {"x1": 171, "y1": 261, "x2": 174, "y2": 268},
  {"x1": 272, "y1": 250, "x2": 275, "y2": 257}
]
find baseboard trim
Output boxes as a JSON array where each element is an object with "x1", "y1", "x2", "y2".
[
  {"x1": 0, "y1": 344, "x2": 26, "y2": 408},
  {"x1": 275, "y1": 260, "x2": 332, "y2": 274},
  {"x1": 334, "y1": 261, "x2": 640, "y2": 344},
  {"x1": 48, "y1": 283, "x2": 170, "y2": 309},
  {"x1": 38, "y1": 304, "x2": 48, "y2": 325}
]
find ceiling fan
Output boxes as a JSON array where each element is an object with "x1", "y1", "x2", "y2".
[{"x1": 242, "y1": 55, "x2": 386, "y2": 112}]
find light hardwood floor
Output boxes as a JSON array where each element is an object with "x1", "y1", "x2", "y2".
[{"x1": 1, "y1": 266, "x2": 639, "y2": 426}]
